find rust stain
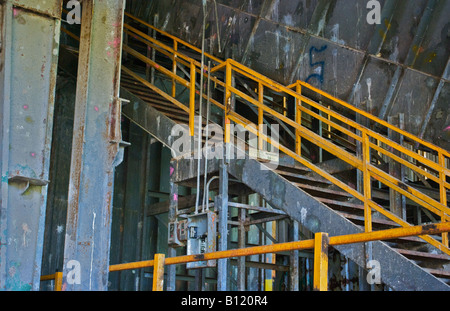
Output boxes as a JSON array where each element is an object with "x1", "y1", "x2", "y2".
[{"x1": 421, "y1": 224, "x2": 439, "y2": 235}]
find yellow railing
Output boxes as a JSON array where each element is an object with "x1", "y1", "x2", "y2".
[
  {"x1": 60, "y1": 11, "x2": 450, "y2": 257},
  {"x1": 40, "y1": 272, "x2": 63, "y2": 291},
  {"x1": 108, "y1": 222, "x2": 450, "y2": 291},
  {"x1": 41, "y1": 223, "x2": 450, "y2": 291},
  {"x1": 213, "y1": 59, "x2": 450, "y2": 254}
]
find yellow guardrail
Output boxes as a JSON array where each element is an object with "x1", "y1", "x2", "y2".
[
  {"x1": 60, "y1": 10, "x2": 450, "y2": 259},
  {"x1": 40, "y1": 223, "x2": 450, "y2": 291},
  {"x1": 40, "y1": 272, "x2": 63, "y2": 291},
  {"x1": 108, "y1": 222, "x2": 450, "y2": 291}
]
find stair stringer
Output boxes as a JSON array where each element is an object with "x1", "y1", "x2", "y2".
[{"x1": 227, "y1": 157, "x2": 450, "y2": 291}]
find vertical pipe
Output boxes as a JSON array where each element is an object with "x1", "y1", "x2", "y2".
[
  {"x1": 189, "y1": 61, "x2": 196, "y2": 137},
  {"x1": 152, "y1": 254, "x2": 165, "y2": 291},
  {"x1": 202, "y1": 62, "x2": 212, "y2": 212},
  {"x1": 313, "y1": 232, "x2": 329, "y2": 291}
]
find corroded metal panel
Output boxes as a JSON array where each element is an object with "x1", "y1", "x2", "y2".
[
  {"x1": 12, "y1": 0, "x2": 63, "y2": 19},
  {"x1": 0, "y1": 1, "x2": 62, "y2": 290}
]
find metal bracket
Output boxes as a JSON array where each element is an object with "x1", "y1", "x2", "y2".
[
  {"x1": 8, "y1": 175, "x2": 50, "y2": 195},
  {"x1": 8, "y1": 175, "x2": 49, "y2": 186}
]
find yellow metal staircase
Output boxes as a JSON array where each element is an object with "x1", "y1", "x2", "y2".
[{"x1": 60, "y1": 11, "x2": 450, "y2": 290}]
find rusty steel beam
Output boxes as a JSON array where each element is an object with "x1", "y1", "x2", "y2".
[
  {"x1": 0, "y1": 0, "x2": 63, "y2": 291},
  {"x1": 61, "y1": 0, "x2": 126, "y2": 291}
]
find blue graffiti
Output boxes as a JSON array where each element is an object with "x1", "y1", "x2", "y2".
[{"x1": 306, "y1": 45, "x2": 328, "y2": 84}]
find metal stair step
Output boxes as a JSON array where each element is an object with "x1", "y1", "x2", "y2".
[
  {"x1": 394, "y1": 248, "x2": 450, "y2": 263},
  {"x1": 274, "y1": 169, "x2": 332, "y2": 186},
  {"x1": 293, "y1": 182, "x2": 354, "y2": 199},
  {"x1": 338, "y1": 212, "x2": 401, "y2": 229},
  {"x1": 317, "y1": 198, "x2": 364, "y2": 214},
  {"x1": 424, "y1": 268, "x2": 450, "y2": 280}
]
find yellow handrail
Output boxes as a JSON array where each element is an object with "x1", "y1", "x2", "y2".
[
  {"x1": 41, "y1": 223, "x2": 450, "y2": 291},
  {"x1": 214, "y1": 60, "x2": 449, "y2": 252},
  {"x1": 107, "y1": 222, "x2": 450, "y2": 291}
]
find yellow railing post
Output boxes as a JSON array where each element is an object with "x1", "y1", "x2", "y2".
[
  {"x1": 439, "y1": 152, "x2": 448, "y2": 248},
  {"x1": 55, "y1": 272, "x2": 63, "y2": 291},
  {"x1": 295, "y1": 82, "x2": 302, "y2": 157},
  {"x1": 362, "y1": 132, "x2": 373, "y2": 233},
  {"x1": 172, "y1": 40, "x2": 178, "y2": 98},
  {"x1": 153, "y1": 253, "x2": 166, "y2": 291},
  {"x1": 189, "y1": 61, "x2": 196, "y2": 137},
  {"x1": 224, "y1": 60, "x2": 232, "y2": 145},
  {"x1": 258, "y1": 82, "x2": 264, "y2": 151},
  {"x1": 313, "y1": 232, "x2": 329, "y2": 291}
]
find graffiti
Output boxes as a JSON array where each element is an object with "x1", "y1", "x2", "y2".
[{"x1": 306, "y1": 45, "x2": 328, "y2": 84}]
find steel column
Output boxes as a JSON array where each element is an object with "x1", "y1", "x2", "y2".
[
  {"x1": 62, "y1": 0, "x2": 125, "y2": 291},
  {"x1": 166, "y1": 171, "x2": 178, "y2": 291},
  {"x1": 216, "y1": 158, "x2": 229, "y2": 291},
  {"x1": 237, "y1": 205, "x2": 246, "y2": 291},
  {"x1": 0, "y1": 0, "x2": 63, "y2": 290}
]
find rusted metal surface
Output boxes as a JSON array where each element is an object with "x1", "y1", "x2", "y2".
[
  {"x1": 62, "y1": 0, "x2": 126, "y2": 291},
  {"x1": 0, "y1": 0, "x2": 63, "y2": 290}
]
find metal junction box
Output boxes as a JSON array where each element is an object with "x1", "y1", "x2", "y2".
[{"x1": 186, "y1": 211, "x2": 217, "y2": 269}]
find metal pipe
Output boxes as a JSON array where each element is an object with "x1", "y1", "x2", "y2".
[
  {"x1": 204, "y1": 176, "x2": 219, "y2": 213},
  {"x1": 195, "y1": 0, "x2": 208, "y2": 215},
  {"x1": 202, "y1": 61, "x2": 212, "y2": 213}
]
